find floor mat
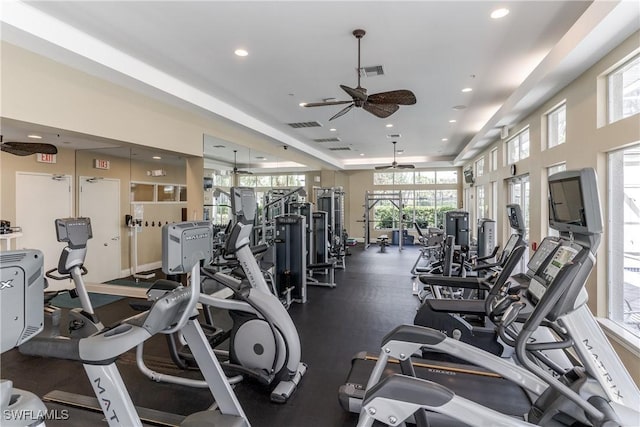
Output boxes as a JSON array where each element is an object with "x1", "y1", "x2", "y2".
[{"x1": 50, "y1": 291, "x2": 123, "y2": 309}]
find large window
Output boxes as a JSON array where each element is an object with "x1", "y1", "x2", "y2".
[
  {"x1": 476, "y1": 185, "x2": 486, "y2": 219},
  {"x1": 238, "y1": 174, "x2": 306, "y2": 188},
  {"x1": 475, "y1": 157, "x2": 485, "y2": 178},
  {"x1": 507, "y1": 129, "x2": 530, "y2": 164},
  {"x1": 373, "y1": 189, "x2": 457, "y2": 229},
  {"x1": 509, "y1": 175, "x2": 530, "y2": 273},
  {"x1": 547, "y1": 103, "x2": 566, "y2": 149},
  {"x1": 490, "y1": 148, "x2": 498, "y2": 171},
  {"x1": 372, "y1": 170, "x2": 458, "y2": 229},
  {"x1": 608, "y1": 144, "x2": 640, "y2": 338},
  {"x1": 608, "y1": 54, "x2": 640, "y2": 124},
  {"x1": 373, "y1": 170, "x2": 457, "y2": 186}
]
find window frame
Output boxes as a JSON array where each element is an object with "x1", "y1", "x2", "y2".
[
  {"x1": 607, "y1": 53, "x2": 640, "y2": 124},
  {"x1": 506, "y1": 128, "x2": 530, "y2": 165},
  {"x1": 607, "y1": 144, "x2": 640, "y2": 339},
  {"x1": 546, "y1": 102, "x2": 567, "y2": 149}
]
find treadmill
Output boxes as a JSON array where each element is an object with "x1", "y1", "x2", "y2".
[
  {"x1": 339, "y1": 235, "x2": 567, "y2": 415},
  {"x1": 341, "y1": 236, "x2": 589, "y2": 419}
]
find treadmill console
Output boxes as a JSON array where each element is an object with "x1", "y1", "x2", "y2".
[
  {"x1": 528, "y1": 243, "x2": 580, "y2": 303},
  {"x1": 55, "y1": 217, "x2": 92, "y2": 248},
  {"x1": 526, "y1": 237, "x2": 560, "y2": 276}
]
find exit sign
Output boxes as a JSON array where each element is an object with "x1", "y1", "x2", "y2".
[
  {"x1": 36, "y1": 153, "x2": 56, "y2": 163},
  {"x1": 94, "y1": 159, "x2": 110, "y2": 170}
]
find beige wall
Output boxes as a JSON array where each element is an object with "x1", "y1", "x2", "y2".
[
  {"x1": 1, "y1": 147, "x2": 187, "y2": 273},
  {"x1": 461, "y1": 31, "x2": 640, "y2": 382}
]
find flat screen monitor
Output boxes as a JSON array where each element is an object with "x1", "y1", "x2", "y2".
[
  {"x1": 506, "y1": 204, "x2": 525, "y2": 235},
  {"x1": 463, "y1": 169, "x2": 474, "y2": 184},
  {"x1": 548, "y1": 168, "x2": 602, "y2": 236},
  {"x1": 204, "y1": 177, "x2": 213, "y2": 190}
]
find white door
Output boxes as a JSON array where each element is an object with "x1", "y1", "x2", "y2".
[
  {"x1": 79, "y1": 177, "x2": 121, "y2": 283},
  {"x1": 16, "y1": 172, "x2": 73, "y2": 291}
]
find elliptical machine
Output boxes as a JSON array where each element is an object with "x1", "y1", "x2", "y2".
[
  {"x1": 20, "y1": 218, "x2": 102, "y2": 357},
  {"x1": 1, "y1": 250, "x2": 48, "y2": 427},
  {"x1": 138, "y1": 189, "x2": 307, "y2": 403}
]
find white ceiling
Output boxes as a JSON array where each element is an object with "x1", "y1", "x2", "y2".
[{"x1": 2, "y1": 1, "x2": 639, "y2": 170}]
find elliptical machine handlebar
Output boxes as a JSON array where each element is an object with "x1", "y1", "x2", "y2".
[{"x1": 46, "y1": 265, "x2": 88, "y2": 281}]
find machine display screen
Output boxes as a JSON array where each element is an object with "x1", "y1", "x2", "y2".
[
  {"x1": 528, "y1": 245, "x2": 580, "y2": 301},
  {"x1": 502, "y1": 234, "x2": 519, "y2": 257},
  {"x1": 527, "y1": 238, "x2": 559, "y2": 274},
  {"x1": 549, "y1": 177, "x2": 586, "y2": 226}
]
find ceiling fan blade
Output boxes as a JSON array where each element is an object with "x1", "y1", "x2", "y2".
[
  {"x1": 340, "y1": 85, "x2": 368, "y2": 102},
  {"x1": 304, "y1": 100, "x2": 353, "y2": 108},
  {"x1": 2, "y1": 141, "x2": 58, "y2": 155},
  {"x1": 367, "y1": 90, "x2": 417, "y2": 105},
  {"x1": 397, "y1": 164, "x2": 416, "y2": 169},
  {"x1": 374, "y1": 165, "x2": 393, "y2": 170},
  {"x1": 362, "y1": 102, "x2": 399, "y2": 119},
  {"x1": 1, "y1": 144, "x2": 33, "y2": 156},
  {"x1": 329, "y1": 103, "x2": 355, "y2": 121}
]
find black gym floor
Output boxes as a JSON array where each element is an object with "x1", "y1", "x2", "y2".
[{"x1": 2, "y1": 244, "x2": 422, "y2": 426}]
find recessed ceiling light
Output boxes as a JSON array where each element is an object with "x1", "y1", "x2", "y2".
[
  {"x1": 299, "y1": 102, "x2": 307, "y2": 107},
  {"x1": 360, "y1": 153, "x2": 365, "y2": 156},
  {"x1": 442, "y1": 138, "x2": 448, "y2": 142},
  {"x1": 449, "y1": 119, "x2": 457, "y2": 123},
  {"x1": 490, "y1": 8, "x2": 509, "y2": 19},
  {"x1": 255, "y1": 156, "x2": 266, "y2": 160},
  {"x1": 329, "y1": 128, "x2": 337, "y2": 132},
  {"x1": 234, "y1": 49, "x2": 248, "y2": 57},
  {"x1": 27, "y1": 134, "x2": 42, "y2": 139},
  {"x1": 452, "y1": 105, "x2": 467, "y2": 110},
  {"x1": 397, "y1": 150, "x2": 404, "y2": 155},
  {"x1": 462, "y1": 87, "x2": 473, "y2": 93},
  {"x1": 152, "y1": 156, "x2": 162, "y2": 160},
  {"x1": 385, "y1": 124, "x2": 394, "y2": 128}
]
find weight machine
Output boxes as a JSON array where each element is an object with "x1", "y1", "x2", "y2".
[
  {"x1": 363, "y1": 190, "x2": 404, "y2": 251},
  {"x1": 260, "y1": 187, "x2": 307, "y2": 244},
  {"x1": 314, "y1": 187, "x2": 347, "y2": 268}
]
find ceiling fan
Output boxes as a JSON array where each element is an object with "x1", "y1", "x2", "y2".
[
  {"x1": 231, "y1": 150, "x2": 252, "y2": 175},
  {"x1": 375, "y1": 141, "x2": 415, "y2": 170},
  {"x1": 303, "y1": 29, "x2": 416, "y2": 121},
  {"x1": 0, "y1": 135, "x2": 58, "y2": 156}
]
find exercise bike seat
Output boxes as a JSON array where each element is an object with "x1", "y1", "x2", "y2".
[
  {"x1": 424, "y1": 298, "x2": 485, "y2": 316},
  {"x1": 419, "y1": 275, "x2": 491, "y2": 291}
]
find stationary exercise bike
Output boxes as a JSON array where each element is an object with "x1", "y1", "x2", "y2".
[{"x1": 20, "y1": 218, "x2": 102, "y2": 357}]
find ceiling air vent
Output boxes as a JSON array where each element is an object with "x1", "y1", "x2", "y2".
[
  {"x1": 313, "y1": 137, "x2": 341, "y2": 143},
  {"x1": 387, "y1": 134, "x2": 402, "y2": 138},
  {"x1": 358, "y1": 65, "x2": 384, "y2": 78},
  {"x1": 328, "y1": 147, "x2": 352, "y2": 151},
  {"x1": 287, "y1": 121, "x2": 322, "y2": 129}
]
